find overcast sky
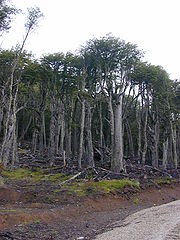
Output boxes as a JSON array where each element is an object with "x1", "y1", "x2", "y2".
[{"x1": 1, "y1": 0, "x2": 180, "y2": 79}]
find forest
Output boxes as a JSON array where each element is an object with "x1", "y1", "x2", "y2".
[
  {"x1": 0, "y1": 0, "x2": 180, "y2": 174},
  {"x1": 1, "y1": 1, "x2": 180, "y2": 239}
]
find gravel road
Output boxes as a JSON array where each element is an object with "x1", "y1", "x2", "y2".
[{"x1": 95, "y1": 200, "x2": 180, "y2": 240}]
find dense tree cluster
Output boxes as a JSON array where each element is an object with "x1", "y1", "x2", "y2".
[{"x1": 0, "y1": 2, "x2": 180, "y2": 172}]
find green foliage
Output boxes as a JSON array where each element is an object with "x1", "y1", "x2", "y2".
[
  {"x1": 25, "y1": 7, "x2": 43, "y2": 32},
  {"x1": 0, "y1": 0, "x2": 18, "y2": 34}
]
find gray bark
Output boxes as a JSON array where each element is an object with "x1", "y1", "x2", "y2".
[
  {"x1": 78, "y1": 97, "x2": 85, "y2": 169},
  {"x1": 142, "y1": 105, "x2": 148, "y2": 165},
  {"x1": 85, "y1": 99, "x2": 94, "y2": 167},
  {"x1": 162, "y1": 138, "x2": 168, "y2": 170},
  {"x1": 111, "y1": 94, "x2": 124, "y2": 172},
  {"x1": 78, "y1": 72, "x2": 86, "y2": 169},
  {"x1": 170, "y1": 122, "x2": 178, "y2": 169},
  {"x1": 136, "y1": 103, "x2": 142, "y2": 161}
]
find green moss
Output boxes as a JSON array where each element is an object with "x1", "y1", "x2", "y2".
[
  {"x1": 0, "y1": 176, "x2": 4, "y2": 186},
  {"x1": 82, "y1": 179, "x2": 139, "y2": 194},
  {"x1": 62, "y1": 179, "x2": 139, "y2": 197},
  {"x1": 2, "y1": 168, "x2": 32, "y2": 180},
  {"x1": 155, "y1": 176, "x2": 176, "y2": 185},
  {"x1": 1, "y1": 168, "x2": 70, "y2": 183},
  {"x1": 53, "y1": 189, "x2": 61, "y2": 194},
  {"x1": 0, "y1": 209, "x2": 17, "y2": 212},
  {"x1": 42, "y1": 173, "x2": 70, "y2": 183},
  {"x1": 133, "y1": 197, "x2": 139, "y2": 205}
]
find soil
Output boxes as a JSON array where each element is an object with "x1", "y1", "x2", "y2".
[{"x1": 0, "y1": 181, "x2": 180, "y2": 240}]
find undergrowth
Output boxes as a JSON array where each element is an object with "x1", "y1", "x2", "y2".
[
  {"x1": 155, "y1": 176, "x2": 177, "y2": 185},
  {"x1": 61, "y1": 179, "x2": 140, "y2": 197},
  {"x1": 1, "y1": 168, "x2": 140, "y2": 198},
  {"x1": 1, "y1": 168, "x2": 70, "y2": 183}
]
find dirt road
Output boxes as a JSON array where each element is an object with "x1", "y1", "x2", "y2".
[{"x1": 95, "y1": 200, "x2": 180, "y2": 240}]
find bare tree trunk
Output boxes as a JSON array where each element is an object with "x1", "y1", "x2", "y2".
[
  {"x1": 59, "y1": 112, "x2": 65, "y2": 155},
  {"x1": 65, "y1": 120, "x2": 71, "y2": 159},
  {"x1": 78, "y1": 97, "x2": 85, "y2": 169},
  {"x1": 99, "y1": 102, "x2": 104, "y2": 163},
  {"x1": 78, "y1": 73, "x2": 86, "y2": 169},
  {"x1": 55, "y1": 103, "x2": 62, "y2": 155},
  {"x1": 1, "y1": 76, "x2": 20, "y2": 166},
  {"x1": 32, "y1": 128, "x2": 37, "y2": 154},
  {"x1": 162, "y1": 138, "x2": 168, "y2": 170},
  {"x1": 85, "y1": 99, "x2": 94, "y2": 167},
  {"x1": 43, "y1": 113, "x2": 46, "y2": 149},
  {"x1": 170, "y1": 122, "x2": 178, "y2": 169},
  {"x1": 39, "y1": 111, "x2": 45, "y2": 154},
  {"x1": 136, "y1": 103, "x2": 142, "y2": 161},
  {"x1": 111, "y1": 95, "x2": 124, "y2": 173},
  {"x1": 72, "y1": 98, "x2": 78, "y2": 159},
  {"x1": 49, "y1": 98, "x2": 56, "y2": 166},
  {"x1": 0, "y1": 88, "x2": 5, "y2": 135},
  {"x1": 108, "y1": 93, "x2": 115, "y2": 169},
  {"x1": 142, "y1": 105, "x2": 148, "y2": 165},
  {"x1": 126, "y1": 120, "x2": 134, "y2": 159}
]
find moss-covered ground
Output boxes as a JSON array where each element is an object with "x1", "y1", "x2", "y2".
[{"x1": 1, "y1": 168, "x2": 140, "y2": 198}]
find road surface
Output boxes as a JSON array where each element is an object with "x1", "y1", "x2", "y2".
[{"x1": 95, "y1": 200, "x2": 180, "y2": 240}]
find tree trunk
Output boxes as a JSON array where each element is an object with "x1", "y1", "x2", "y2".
[
  {"x1": 99, "y1": 102, "x2": 104, "y2": 163},
  {"x1": 59, "y1": 112, "x2": 65, "y2": 155},
  {"x1": 142, "y1": 105, "x2": 148, "y2": 165},
  {"x1": 49, "y1": 98, "x2": 56, "y2": 166},
  {"x1": 162, "y1": 138, "x2": 168, "y2": 170},
  {"x1": 126, "y1": 120, "x2": 134, "y2": 159},
  {"x1": 170, "y1": 121, "x2": 178, "y2": 169},
  {"x1": 136, "y1": 103, "x2": 142, "y2": 162},
  {"x1": 111, "y1": 95, "x2": 124, "y2": 173},
  {"x1": 85, "y1": 99, "x2": 94, "y2": 167},
  {"x1": 108, "y1": 93, "x2": 116, "y2": 170},
  {"x1": 78, "y1": 72, "x2": 86, "y2": 169},
  {"x1": 78, "y1": 97, "x2": 85, "y2": 169}
]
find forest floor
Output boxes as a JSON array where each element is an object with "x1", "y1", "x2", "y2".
[{"x1": 0, "y1": 150, "x2": 180, "y2": 239}]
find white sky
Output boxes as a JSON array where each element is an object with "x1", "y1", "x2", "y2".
[{"x1": 1, "y1": 0, "x2": 180, "y2": 79}]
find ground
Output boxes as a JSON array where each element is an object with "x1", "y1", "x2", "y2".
[
  {"x1": 0, "y1": 170, "x2": 180, "y2": 240},
  {"x1": 0, "y1": 149, "x2": 180, "y2": 240}
]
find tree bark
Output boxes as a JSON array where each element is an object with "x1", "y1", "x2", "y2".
[
  {"x1": 162, "y1": 138, "x2": 168, "y2": 170},
  {"x1": 142, "y1": 105, "x2": 148, "y2": 165},
  {"x1": 111, "y1": 94, "x2": 124, "y2": 173},
  {"x1": 170, "y1": 121, "x2": 178, "y2": 169},
  {"x1": 85, "y1": 99, "x2": 94, "y2": 167}
]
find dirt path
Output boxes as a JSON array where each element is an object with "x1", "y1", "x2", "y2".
[
  {"x1": 0, "y1": 183, "x2": 180, "y2": 239},
  {"x1": 95, "y1": 200, "x2": 180, "y2": 240}
]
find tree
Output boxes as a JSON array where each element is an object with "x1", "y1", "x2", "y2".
[
  {"x1": 0, "y1": 0, "x2": 17, "y2": 35},
  {"x1": 83, "y1": 35, "x2": 142, "y2": 172},
  {"x1": 132, "y1": 63, "x2": 173, "y2": 167},
  {"x1": 0, "y1": 7, "x2": 43, "y2": 166}
]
